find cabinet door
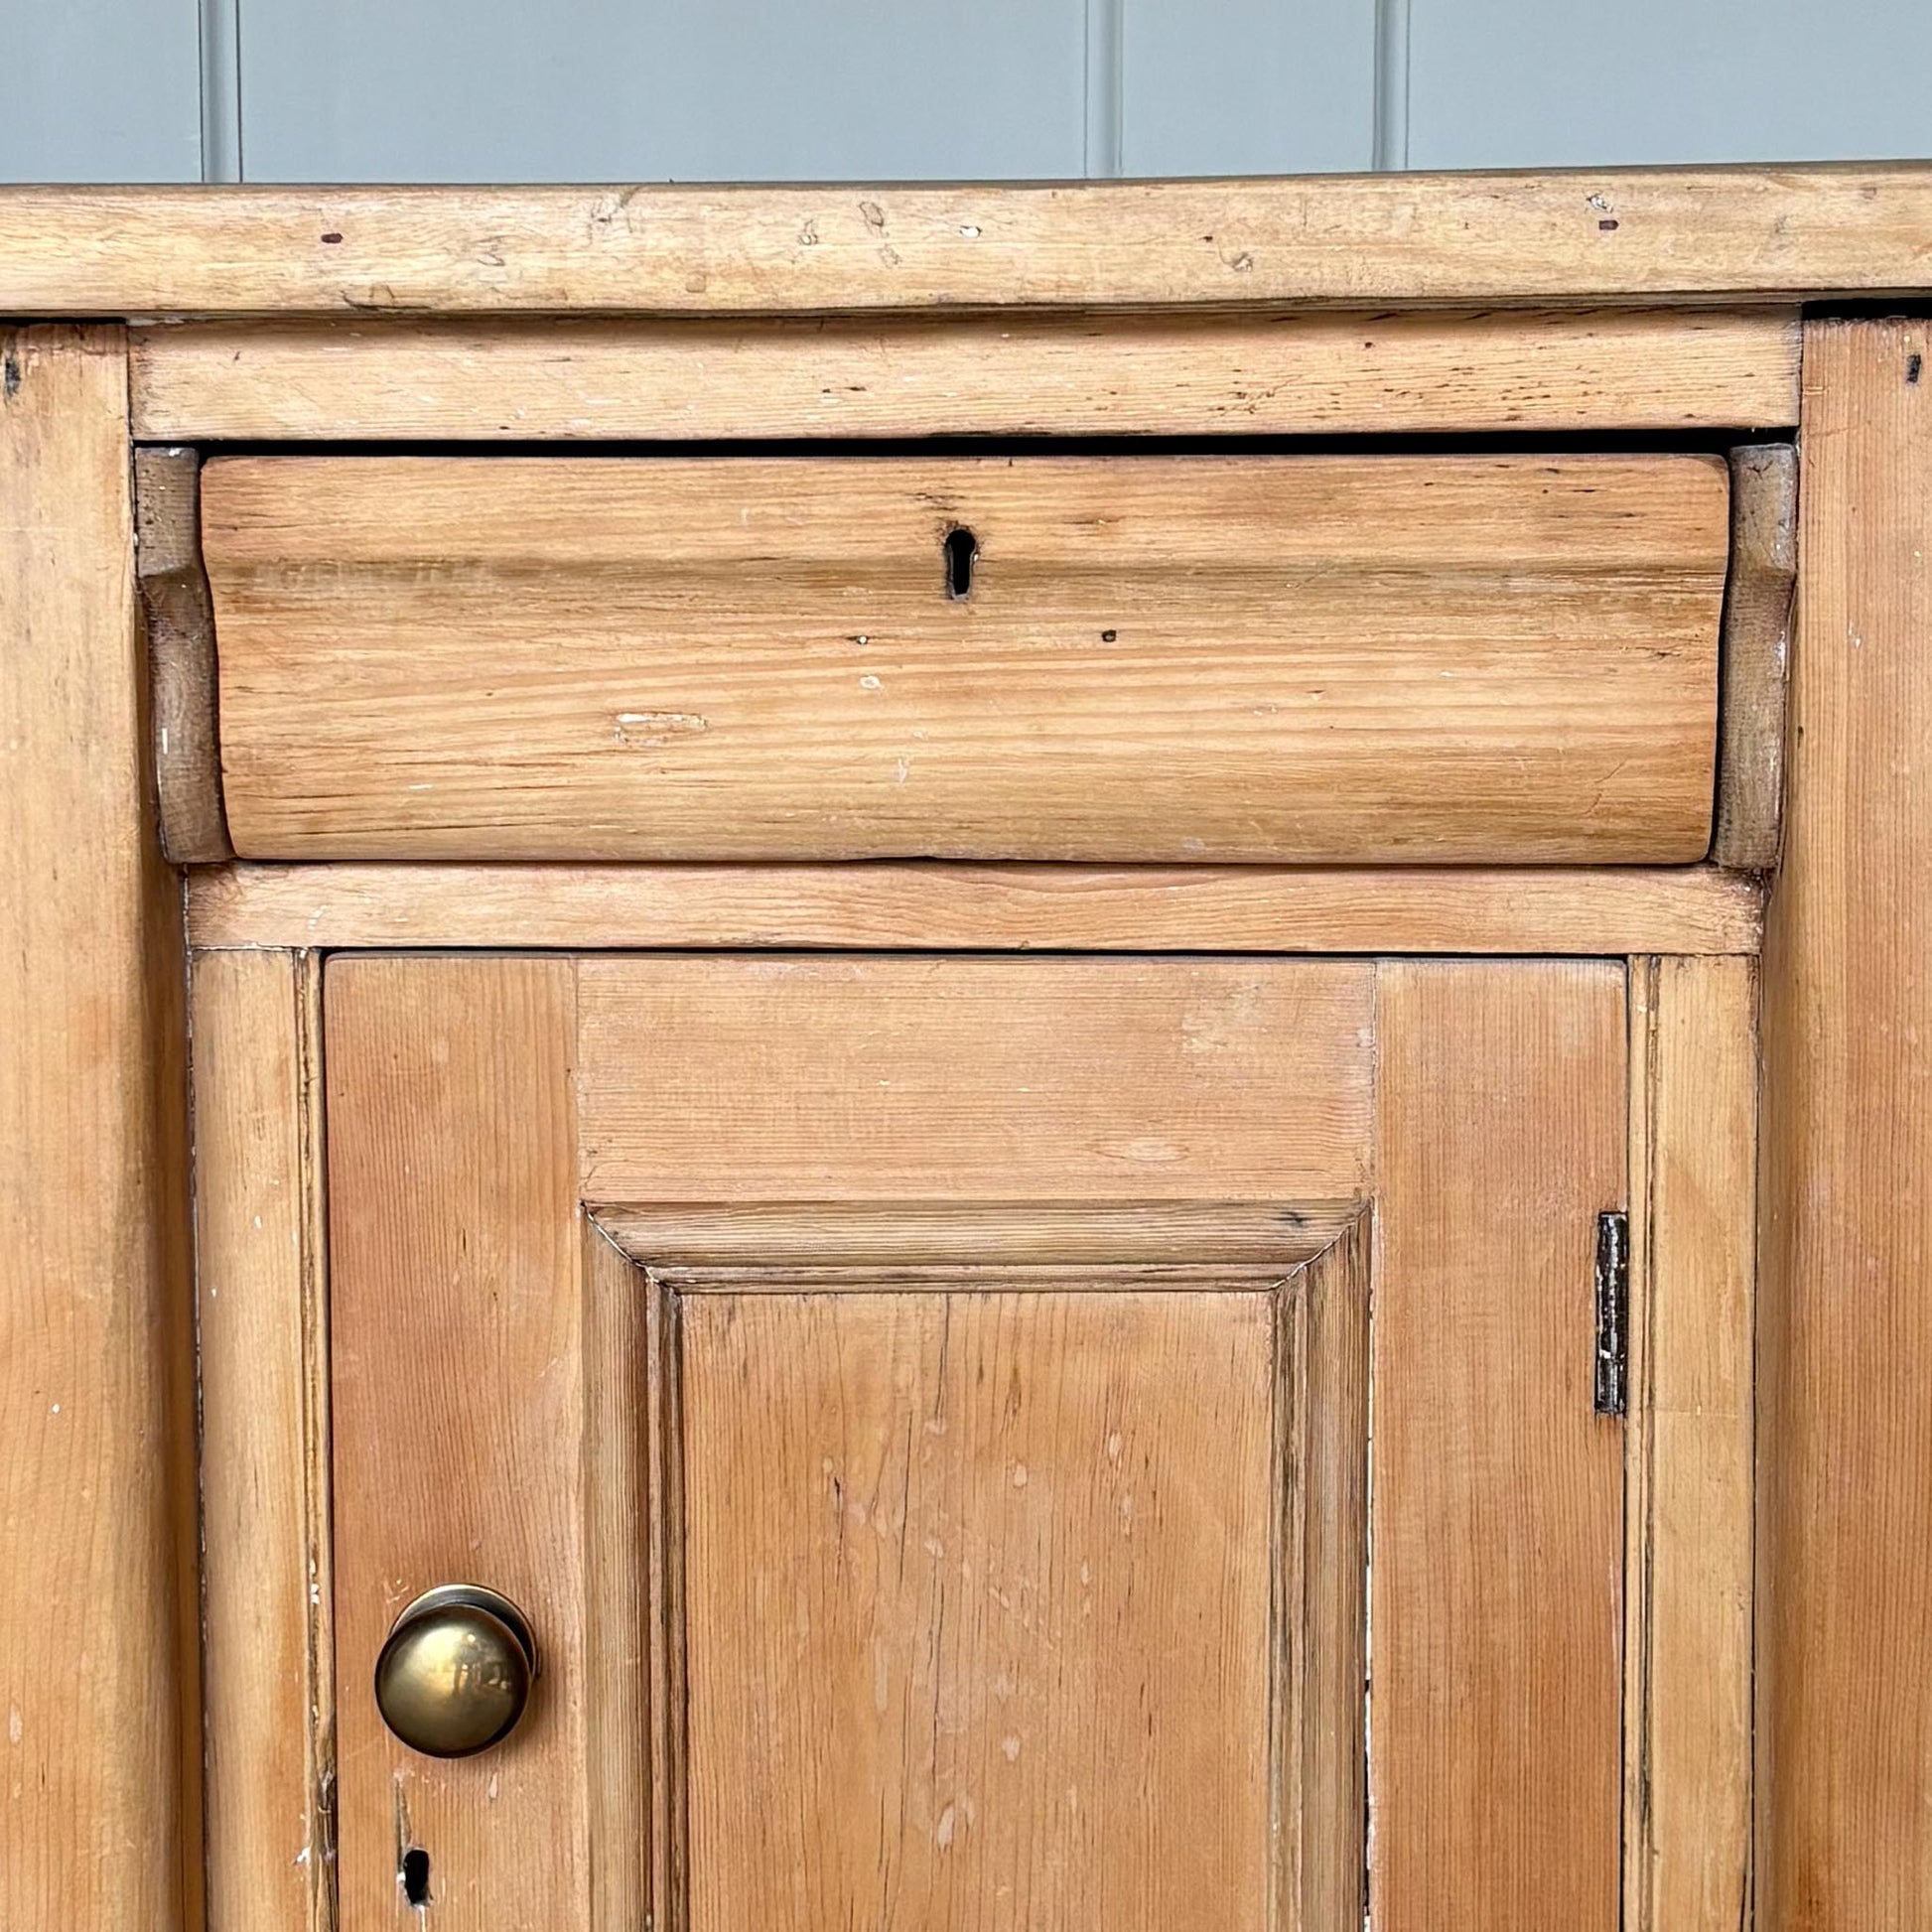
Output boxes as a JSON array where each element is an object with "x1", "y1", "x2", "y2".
[{"x1": 325, "y1": 954, "x2": 1624, "y2": 1931}]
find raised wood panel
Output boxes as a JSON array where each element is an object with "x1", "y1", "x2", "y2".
[
  {"x1": 186, "y1": 859, "x2": 1766, "y2": 957},
  {"x1": 0, "y1": 326, "x2": 199, "y2": 1932},
  {"x1": 576, "y1": 956, "x2": 1374, "y2": 1203},
  {"x1": 201, "y1": 452, "x2": 1725, "y2": 864},
  {"x1": 130, "y1": 308, "x2": 1801, "y2": 441},
  {"x1": 677, "y1": 1287, "x2": 1280, "y2": 1929},
  {"x1": 191, "y1": 949, "x2": 334, "y2": 1932},
  {"x1": 1370, "y1": 960, "x2": 1626, "y2": 1932},
  {"x1": 11, "y1": 172, "x2": 1932, "y2": 314},
  {"x1": 1760, "y1": 318, "x2": 1932, "y2": 1927},
  {"x1": 621, "y1": 1204, "x2": 1366, "y2": 1932}
]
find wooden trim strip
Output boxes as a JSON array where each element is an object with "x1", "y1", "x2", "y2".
[
  {"x1": 192, "y1": 948, "x2": 336, "y2": 1932},
  {"x1": 133, "y1": 445, "x2": 231, "y2": 863},
  {"x1": 1711, "y1": 444, "x2": 1797, "y2": 870},
  {"x1": 9, "y1": 170, "x2": 1932, "y2": 315},
  {"x1": 129, "y1": 309, "x2": 1801, "y2": 442},
  {"x1": 186, "y1": 861, "x2": 1764, "y2": 956},
  {"x1": 596, "y1": 1201, "x2": 1358, "y2": 1271},
  {"x1": 1623, "y1": 957, "x2": 1755, "y2": 1930},
  {"x1": 1281, "y1": 1213, "x2": 1370, "y2": 1932}
]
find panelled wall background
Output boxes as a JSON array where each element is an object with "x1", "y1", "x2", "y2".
[{"x1": 6, "y1": 0, "x2": 1929, "y2": 183}]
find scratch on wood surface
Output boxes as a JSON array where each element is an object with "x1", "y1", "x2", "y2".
[{"x1": 614, "y1": 710, "x2": 708, "y2": 746}]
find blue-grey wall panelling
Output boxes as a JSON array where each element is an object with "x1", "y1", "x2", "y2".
[
  {"x1": 0, "y1": 0, "x2": 204, "y2": 182},
  {"x1": 1408, "y1": 0, "x2": 1932, "y2": 168},
  {"x1": 1120, "y1": 0, "x2": 1377, "y2": 177},
  {"x1": 236, "y1": 0, "x2": 1089, "y2": 183}
]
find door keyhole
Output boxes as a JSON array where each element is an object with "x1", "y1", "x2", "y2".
[
  {"x1": 401, "y1": 1847, "x2": 432, "y2": 1907},
  {"x1": 944, "y1": 526, "x2": 978, "y2": 599}
]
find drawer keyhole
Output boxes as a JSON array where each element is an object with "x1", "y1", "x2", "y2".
[{"x1": 944, "y1": 526, "x2": 978, "y2": 600}]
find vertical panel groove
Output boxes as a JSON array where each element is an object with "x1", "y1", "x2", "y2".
[
  {"x1": 199, "y1": 0, "x2": 243, "y2": 183},
  {"x1": 1084, "y1": 0, "x2": 1124, "y2": 178},
  {"x1": 1373, "y1": 0, "x2": 1411, "y2": 170}
]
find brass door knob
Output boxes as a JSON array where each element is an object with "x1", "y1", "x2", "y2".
[{"x1": 373, "y1": 1585, "x2": 538, "y2": 1758}]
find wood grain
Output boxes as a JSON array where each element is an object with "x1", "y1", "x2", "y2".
[
  {"x1": 677, "y1": 1288, "x2": 1281, "y2": 1929},
  {"x1": 1711, "y1": 444, "x2": 1797, "y2": 870},
  {"x1": 192, "y1": 948, "x2": 336, "y2": 1932},
  {"x1": 576, "y1": 955, "x2": 1374, "y2": 1204},
  {"x1": 133, "y1": 443, "x2": 230, "y2": 863},
  {"x1": 129, "y1": 308, "x2": 1801, "y2": 441},
  {"x1": 1370, "y1": 960, "x2": 1626, "y2": 1932},
  {"x1": 1759, "y1": 318, "x2": 1932, "y2": 1927},
  {"x1": 185, "y1": 859, "x2": 1766, "y2": 957},
  {"x1": 1623, "y1": 956, "x2": 1755, "y2": 1931},
  {"x1": 8, "y1": 171, "x2": 1932, "y2": 314},
  {"x1": 0, "y1": 326, "x2": 199, "y2": 1932},
  {"x1": 327, "y1": 955, "x2": 591, "y2": 1930},
  {"x1": 201, "y1": 452, "x2": 1726, "y2": 864}
]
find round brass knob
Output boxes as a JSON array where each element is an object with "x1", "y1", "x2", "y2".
[{"x1": 373, "y1": 1585, "x2": 538, "y2": 1758}]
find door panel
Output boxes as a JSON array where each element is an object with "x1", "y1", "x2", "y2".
[
  {"x1": 680, "y1": 1287, "x2": 1274, "y2": 1927},
  {"x1": 326, "y1": 953, "x2": 1623, "y2": 1930}
]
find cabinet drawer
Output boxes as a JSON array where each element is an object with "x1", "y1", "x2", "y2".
[{"x1": 202, "y1": 452, "x2": 1727, "y2": 863}]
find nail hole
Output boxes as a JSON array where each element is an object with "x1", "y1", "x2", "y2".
[
  {"x1": 943, "y1": 526, "x2": 978, "y2": 600},
  {"x1": 401, "y1": 1847, "x2": 431, "y2": 1907}
]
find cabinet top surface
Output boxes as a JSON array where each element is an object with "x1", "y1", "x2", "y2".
[{"x1": 3, "y1": 163, "x2": 1932, "y2": 317}]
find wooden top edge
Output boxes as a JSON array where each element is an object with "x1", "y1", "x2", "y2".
[{"x1": 7, "y1": 166, "x2": 1932, "y2": 315}]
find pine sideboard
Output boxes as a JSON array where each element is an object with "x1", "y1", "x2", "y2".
[{"x1": 4, "y1": 169, "x2": 1931, "y2": 1930}]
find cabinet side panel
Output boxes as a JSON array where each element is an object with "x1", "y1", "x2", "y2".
[
  {"x1": 1370, "y1": 959, "x2": 1626, "y2": 1932},
  {"x1": 1760, "y1": 317, "x2": 1932, "y2": 1925},
  {"x1": 0, "y1": 325, "x2": 198, "y2": 1932}
]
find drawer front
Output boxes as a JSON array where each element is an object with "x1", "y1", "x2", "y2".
[{"x1": 202, "y1": 453, "x2": 1726, "y2": 863}]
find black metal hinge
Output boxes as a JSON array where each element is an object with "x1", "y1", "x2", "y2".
[{"x1": 1594, "y1": 1210, "x2": 1630, "y2": 1417}]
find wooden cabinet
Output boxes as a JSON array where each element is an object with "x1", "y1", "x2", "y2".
[{"x1": 12, "y1": 177, "x2": 1932, "y2": 1932}]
